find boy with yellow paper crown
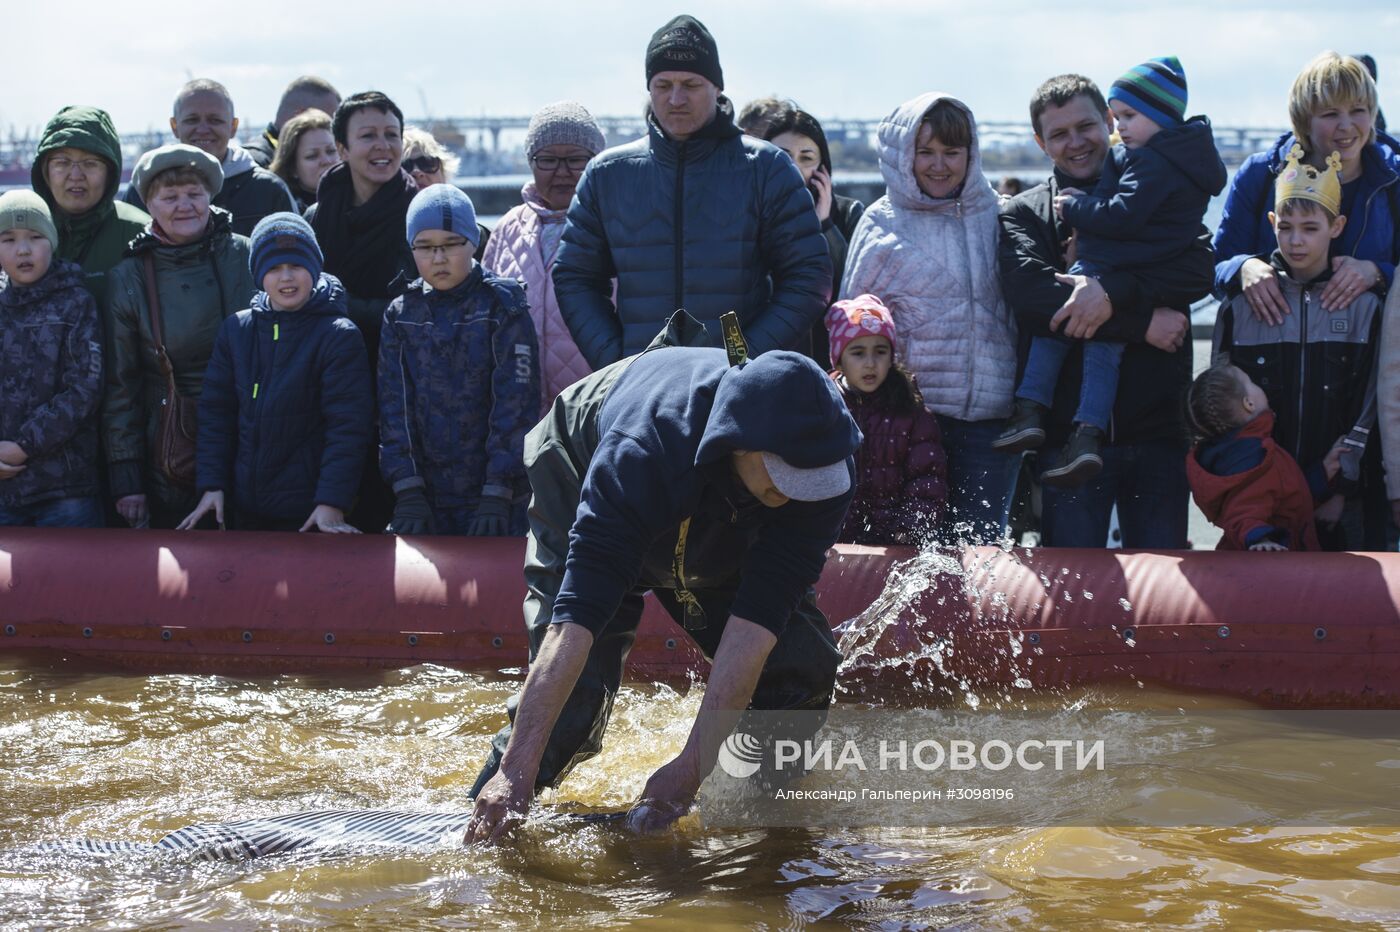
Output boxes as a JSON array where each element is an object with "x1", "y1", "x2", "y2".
[{"x1": 1213, "y1": 145, "x2": 1384, "y2": 551}]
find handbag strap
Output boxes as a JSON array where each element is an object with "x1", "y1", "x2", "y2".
[{"x1": 141, "y1": 253, "x2": 179, "y2": 392}]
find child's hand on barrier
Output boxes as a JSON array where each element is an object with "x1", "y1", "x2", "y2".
[{"x1": 1248, "y1": 540, "x2": 1288, "y2": 552}]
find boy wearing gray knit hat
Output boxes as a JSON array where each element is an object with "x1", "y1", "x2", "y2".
[{"x1": 0, "y1": 189, "x2": 104, "y2": 527}]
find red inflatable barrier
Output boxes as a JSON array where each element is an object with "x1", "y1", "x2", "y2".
[{"x1": 2, "y1": 529, "x2": 1397, "y2": 707}]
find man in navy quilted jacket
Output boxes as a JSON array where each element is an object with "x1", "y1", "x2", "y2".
[{"x1": 552, "y1": 15, "x2": 832, "y2": 367}]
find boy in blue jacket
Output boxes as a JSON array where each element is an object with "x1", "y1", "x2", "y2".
[
  {"x1": 996, "y1": 56, "x2": 1226, "y2": 486},
  {"x1": 180, "y1": 213, "x2": 372, "y2": 532},
  {"x1": 379, "y1": 184, "x2": 540, "y2": 536}
]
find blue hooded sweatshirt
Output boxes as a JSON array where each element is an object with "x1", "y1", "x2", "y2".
[{"x1": 552, "y1": 346, "x2": 860, "y2": 638}]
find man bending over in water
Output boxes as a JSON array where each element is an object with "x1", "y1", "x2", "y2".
[{"x1": 465, "y1": 318, "x2": 860, "y2": 841}]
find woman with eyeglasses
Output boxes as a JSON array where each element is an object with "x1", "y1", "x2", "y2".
[
  {"x1": 402, "y1": 127, "x2": 491, "y2": 259},
  {"x1": 482, "y1": 101, "x2": 605, "y2": 411}
]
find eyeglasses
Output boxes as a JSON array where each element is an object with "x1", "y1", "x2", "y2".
[
  {"x1": 403, "y1": 155, "x2": 443, "y2": 175},
  {"x1": 47, "y1": 156, "x2": 105, "y2": 176},
  {"x1": 531, "y1": 155, "x2": 590, "y2": 172},
  {"x1": 410, "y1": 238, "x2": 471, "y2": 257}
]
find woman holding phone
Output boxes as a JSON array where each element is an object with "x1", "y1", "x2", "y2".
[{"x1": 763, "y1": 106, "x2": 865, "y2": 367}]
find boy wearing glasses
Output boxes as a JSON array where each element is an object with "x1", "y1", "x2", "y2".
[{"x1": 379, "y1": 184, "x2": 540, "y2": 537}]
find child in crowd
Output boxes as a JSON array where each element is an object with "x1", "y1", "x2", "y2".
[
  {"x1": 827, "y1": 294, "x2": 947, "y2": 545},
  {"x1": 180, "y1": 213, "x2": 372, "y2": 533},
  {"x1": 1186, "y1": 362, "x2": 1344, "y2": 551},
  {"x1": 1214, "y1": 145, "x2": 1382, "y2": 551},
  {"x1": 0, "y1": 191, "x2": 103, "y2": 527},
  {"x1": 379, "y1": 185, "x2": 540, "y2": 537},
  {"x1": 996, "y1": 56, "x2": 1225, "y2": 485}
]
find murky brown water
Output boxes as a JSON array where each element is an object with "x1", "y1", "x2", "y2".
[{"x1": 3, "y1": 657, "x2": 1399, "y2": 930}]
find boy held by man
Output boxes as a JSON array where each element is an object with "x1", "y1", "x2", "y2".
[
  {"x1": 0, "y1": 191, "x2": 104, "y2": 528},
  {"x1": 380, "y1": 185, "x2": 540, "y2": 537},
  {"x1": 179, "y1": 213, "x2": 372, "y2": 533},
  {"x1": 1212, "y1": 145, "x2": 1383, "y2": 550},
  {"x1": 995, "y1": 56, "x2": 1225, "y2": 486}
]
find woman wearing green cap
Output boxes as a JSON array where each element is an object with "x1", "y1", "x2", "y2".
[{"x1": 102, "y1": 144, "x2": 255, "y2": 529}]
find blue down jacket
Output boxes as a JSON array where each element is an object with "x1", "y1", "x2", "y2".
[
  {"x1": 377, "y1": 265, "x2": 540, "y2": 508},
  {"x1": 196, "y1": 274, "x2": 373, "y2": 520},
  {"x1": 553, "y1": 104, "x2": 832, "y2": 367}
]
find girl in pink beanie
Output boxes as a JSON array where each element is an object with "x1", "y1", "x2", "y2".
[{"x1": 827, "y1": 294, "x2": 948, "y2": 545}]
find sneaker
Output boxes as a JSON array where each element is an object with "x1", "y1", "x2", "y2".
[
  {"x1": 991, "y1": 400, "x2": 1048, "y2": 452},
  {"x1": 1040, "y1": 425, "x2": 1105, "y2": 487}
]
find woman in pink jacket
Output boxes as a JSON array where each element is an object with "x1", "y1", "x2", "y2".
[{"x1": 483, "y1": 102, "x2": 605, "y2": 413}]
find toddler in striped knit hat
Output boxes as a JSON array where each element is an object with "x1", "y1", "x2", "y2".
[{"x1": 995, "y1": 56, "x2": 1226, "y2": 487}]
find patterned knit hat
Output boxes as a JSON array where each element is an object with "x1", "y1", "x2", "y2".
[
  {"x1": 1109, "y1": 56, "x2": 1188, "y2": 128},
  {"x1": 406, "y1": 183, "x2": 480, "y2": 248},
  {"x1": 826, "y1": 294, "x2": 897, "y2": 369},
  {"x1": 0, "y1": 190, "x2": 59, "y2": 248},
  {"x1": 250, "y1": 212, "x2": 323, "y2": 284},
  {"x1": 524, "y1": 101, "x2": 605, "y2": 160},
  {"x1": 646, "y1": 14, "x2": 723, "y2": 90}
]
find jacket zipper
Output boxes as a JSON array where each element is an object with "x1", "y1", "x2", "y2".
[
  {"x1": 1349, "y1": 173, "x2": 1398, "y2": 263},
  {"x1": 1296, "y1": 287, "x2": 1308, "y2": 460},
  {"x1": 674, "y1": 140, "x2": 687, "y2": 311},
  {"x1": 958, "y1": 198, "x2": 976, "y2": 417},
  {"x1": 249, "y1": 317, "x2": 280, "y2": 511}
]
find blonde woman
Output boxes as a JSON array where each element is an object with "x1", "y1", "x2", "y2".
[{"x1": 1213, "y1": 51, "x2": 1399, "y2": 318}]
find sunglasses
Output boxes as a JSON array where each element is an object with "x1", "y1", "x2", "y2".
[{"x1": 403, "y1": 155, "x2": 443, "y2": 175}]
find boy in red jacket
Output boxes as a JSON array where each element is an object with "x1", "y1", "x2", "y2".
[{"x1": 1185, "y1": 362, "x2": 1343, "y2": 550}]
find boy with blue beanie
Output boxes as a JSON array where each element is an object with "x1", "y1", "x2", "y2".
[
  {"x1": 180, "y1": 212, "x2": 373, "y2": 532},
  {"x1": 380, "y1": 184, "x2": 540, "y2": 536},
  {"x1": 996, "y1": 56, "x2": 1227, "y2": 486},
  {"x1": 0, "y1": 190, "x2": 104, "y2": 527}
]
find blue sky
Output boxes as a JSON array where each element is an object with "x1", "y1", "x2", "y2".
[{"x1": 5, "y1": 0, "x2": 1398, "y2": 135}]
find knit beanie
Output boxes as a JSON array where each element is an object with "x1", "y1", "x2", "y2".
[
  {"x1": 645, "y1": 15, "x2": 723, "y2": 90},
  {"x1": 0, "y1": 190, "x2": 59, "y2": 248},
  {"x1": 1109, "y1": 57, "x2": 1188, "y2": 129},
  {"x1": 130, "y1": 143, "x2": 224, "y2": 202},
  {"x1": 405, "y1": 183, "x2": 480, "y2": 248},
  {"x1": 826, "y1": 294, "x2": 898, "y2": 369},
  {"x1": 524, "y1": 101, "x2": 606, "y2": 160},
  {"x1": 250, "y1": 212, "x2": 323, "y2": 284}
]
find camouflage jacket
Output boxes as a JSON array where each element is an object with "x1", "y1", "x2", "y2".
[
  {"x1": 378, "y1": 265, "x2": 540, "y2": 507},
  {"x1": 0, "y1": 259, "x2": 103, "y2": 507}
]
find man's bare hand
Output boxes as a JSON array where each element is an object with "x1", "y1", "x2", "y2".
[
  {"x1": 627, "y1": 752, "x2": 703, "y2": 834},
  {"x1": 1049, "y1": 273, "x2": 1112, "y2": 339},
  {"x1": 465, "y1": 770, "x2": 534, "y2": 846},
  {"x1": 1144, "y1": 308, "x2": 1189, "y2": 353}
]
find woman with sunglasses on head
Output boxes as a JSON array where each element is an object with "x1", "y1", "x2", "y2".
[
  {"x1": 482, "y1": 101, "x2": 606, "y2": 412},
  {"x1": 402, "y1": 128, "x2": 491, "y2": 259}
]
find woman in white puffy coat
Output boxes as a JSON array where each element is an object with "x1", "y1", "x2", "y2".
[{"x1": 841, "y1": 92, "x2": 1019, "y2": 543}]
